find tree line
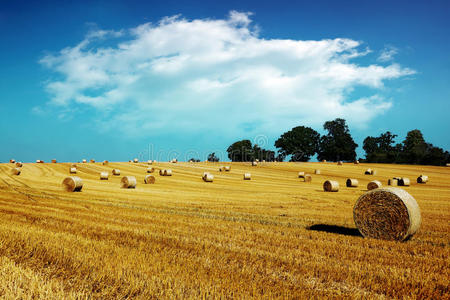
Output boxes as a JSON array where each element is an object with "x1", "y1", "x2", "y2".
[{"x1": 225, "y1": 118, "x2": 449, "y2": 166}]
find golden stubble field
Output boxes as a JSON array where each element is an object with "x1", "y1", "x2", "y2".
[{"x1": 0, "y1": 161, "x2": 448, "y2": 299}]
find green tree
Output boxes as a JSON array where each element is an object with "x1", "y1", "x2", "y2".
[
  {"x1": 227, "y1": 140, "x2": 254, "y2": 162},
  {"x1": 400, "y1": 129, "x2": 428, "y2": 164},
  {"x1": 274, "y1": 126, "x2": 320, "y2": 161},
  {"x1": 421, "y1": 144, "x2": 449, "y2": 166},
  {"x1": 207, "y1": 152, "x2": 219, "y2": 162},
  {"x1": 363, "y1": 131, "x2": 399, "y2": 163},
  {"x1": 253, "y1": 144, "x2": 275, "y2": 162},
  {"x1": 317, "y1": 118, "x2": 358, "y2": 162}
]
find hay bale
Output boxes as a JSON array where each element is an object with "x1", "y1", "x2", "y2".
[
  {"x1": 69, "y1": 167, "x2": 77, "y2": 174},
  {"x1": 224, "y1": 166, "x2": 231, "y2": 172},
  {"x1": 148, "y1": 160, "x2": 153, "y2": 164},
  {"x1": 133, "y1": 158, "x2": 139, "y2": 163},
  {"x1": 364, "y1": 169, "x2": 372, "y2": 175},
  {"x1": 51, "y1": 159, "x2": 57, "y2": 163},
  {"x1": 337, "y1": 161, "x2": 343, "y2": 165},
  {"x1": 388, "y1": 178, "x2": 398, "y2": 186},
  {"x1": 243, "y1": 173, "x2": 251, "y2": 180},
  {"x1": 398, "y1": 178, "x2": 410, "y2": 186},
  {"x1": 219, "y1": 166, "x2": 224, "y2": 172},
  {"x1": 417, "y1": 175, "x2": 428, "y2": 184},
  {"x1": 323, "y1": 180, "x2": 339, "y2": 192},
  {"x1": 255, "y1": 159, "x2": 259, "y2": 162},
  {"x1": 90, "y1": 159, "x2": 95, "y2": 163},
  {"x1": 11, "y1": 168, "x2": 21, "y2": 175},
  {"x1": 353, "y1": 187, "x2": 421, "y2": 241},
  {"x1": 144, "y1": 175, "x2": 156, "y2": 184},
  {"x1": 159, "y1": 169, "x2": 164, "y2": 176},
  {"x1": 147, "y1": 167, "x2": 155, "y2": 173},
  {"x1": 100, "y1": 172, "x2": 108, "y2": 180},
  {"x1": 164, "y1": 169, "x2": 172, "y2": 176},
  {"x1": 36, "y1": 160, "x2": 44, "y2": 163},
  {"x1": 354, "y1": 160, "x2": 360, "y2": 164},
  {"x1": 303, "y1": 174, "x2": 312, "y2": 182},
  {"x1": 314, "y1": 169, "x2": 321, "y2": 175},
  {"x1": 252, "y1": 161, "x2": 258, "y2": 166},
  {"x1": 120, "y1": 176, "x2": 136, "y2": 189},
  {"x1": 112, "y1": 169, "x2": 120, "y2": 176},
  {"x1": 71, "y1": 163, "x2": 77, "y2": 168},
  {"x1": 322, "y1": 160, "x2": 327, "y2": 163},
  {"x1": 9, "y1": 159, "x2": 15, "y2": 163},
  {"x1": 62, "y1": 176, "x2": 83, "y2": 192},
  {"x1": 367, "y1": 180, "x2": 382, "y2": 190},
  {"x1": 15, "y1": 162, "x2": 23, "y2": 167},
  {"x1": 171, "y1": 158, "x2": 177, "y2": 163},
  {"x1": 446, "y1": 163, "x2": 450, "y2": 167},
  {"x1": 298, "y1": 171, "x2": 305, "y2": 178},
  {"x1": 262, "y1": 160, "x2": 266, "y2": 163},
  {"x1": 82, "y1": 159, "x2": 87, "y2": 163},
  {"x1": 102, "y1": 160, "x2": 109, "y2": 165},
  {"x1": 346, "y1": 178, "x2": 359, "y2": 188},
  {"x1": 202, "y1": 173, "x2": 214, "y2": 182}
]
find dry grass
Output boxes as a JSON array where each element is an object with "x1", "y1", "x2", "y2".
[{"x1": 0, "y1": 161, "x2": 448, "y2": 298}]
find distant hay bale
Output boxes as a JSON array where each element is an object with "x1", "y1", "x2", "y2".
[
  {"x1": 202, "y1": 173, "x2": 214, "y2": 182},
  {"x1": 69, "y1": 167, "x2": 77, "y2": 174},
  {"x1": 314, "y1": 169, "x2": 321, "y2": 175},
  {"x1": 252, "y1": 161, "x2": 258, "y2": 166},
  {"x1": 51, "y1": 159, "x2": 57, "y2": 163},
  {"x1": 365, "y1": 169, "x2": 376, "y2": 175},
  {"x1": 262, "y1": 160, "x2": 266, "y2": 163},
  {"x1": 346, "y1": 178, "x2": 359, "y2": 187},
  {"x1": 243, "y1": 173, "x2": 251, "y2": 180},
  {"x1": 303, "y1": 174, "x2": 312, "y2": 182},
  {"x1": 71, "y1": 163, "x2": 77, "y2": 168},
  {"x1": 159, "y1": 169, "x2": 164, "y2": 176},
  {"x1": 447, "y1": 163, "x2": 450, "y2": 167},
  {"x1": 62, "y1": 176, "x2": 83, "y2": 192},
  {"x1": 224, "y1": 166, "x2": 231, "y2": 172},
  {"x1": 9, "y1": 159, "x2": 15, "y2": 163},
  {"x1": 322, "y1": 160, "x2": 327, "y2": 163},
  {"x1": 398, "y1": 178, "x2": 410, "y2": 186},
  {"x1": 298, "y1": 171, "x2": 305, "y2": 178},
  {"x1": 148, "y1": 160, "x2": 153, "y2": 164},
  {"x1": 82, "y1": 159, "x2": 87, "y2": 163},
  {"x1": 11, "y1": 168, "x2": 21, "y2": 175},
  {"x1": 90, "y1": 159, "x2": 95, "y2": 163},
  {"x1": 112, "y1": 169, "x2": 120, "y2": 176},
  {"x1": 367, "y1": 180, "x2": 382, "y2": 190},
  {"x1": 353, "y1": 187, "x2": 421, "y2": 241},
  {"x1": 417, "y1": 175, "x2": 428, "y2": 184},
  {"x1": 100, "y1": 172, "x2": 108, "y2": 180},
  {"x1": 164, "y1": 169, "x2": 172, "y2": 176},
  {"x1": 171, "y1": 158, "x2": 177, "y2": 163},
  {"x1": 15, "y1": 162, "x2": 23, "y2": 167},
  {"x1": 128, "y1": 160, "x2": 132, "y2": 163},
  {"x1": 337, "y1": 161, "x2": 343, "y2": 165},
  {"x1": 144, "y1": 175, "x2": 156, "y2": 184},
  {"x1": 354, "y1": 160, "x2": 360, "y2": 164},
  {"x1": 388, "y1": 178, "x2": 398, "y2": 186},
  {"x1": 147, "y1": 167, "x2": 155, "y2": 173},
  {"x1": 219, "y1": 166, "x2": 224, "y2": 172},
  {"x1": 120, "y1": 176, "x2": 137, "y2": 189},
  {"x1": 36, "y1": 160, "x2": 44, "y2": 163},
  {"x1": 102, "y1": 160, "x2": 109, "y2": 165},
  {"x1": 323, "y1": 180, "x2": 339, "y2": 192},
  {"x1": 255, "y1": 159, "x2": 259, "y2": 162},
  {"x1": 133, "y1": 158, "x2": 139, "y2": 163}
]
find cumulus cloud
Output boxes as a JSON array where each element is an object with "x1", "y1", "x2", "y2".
[
  {"x1": 39, "y1": 11, "x2": 414, "y2": 137},
  {"x1": 378, "y1": 46, "x2": 398, "y2": 62}
]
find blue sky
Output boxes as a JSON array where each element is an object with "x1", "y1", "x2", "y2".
[{"x1": 1, "y1": 0, "x2": 449, "y2": 162}]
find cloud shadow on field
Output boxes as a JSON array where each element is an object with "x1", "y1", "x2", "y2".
[{"x1": 307, "y1": 224, "x2": 363, "y2": 237}]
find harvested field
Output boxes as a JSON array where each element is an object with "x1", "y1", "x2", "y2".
[{"x1": 0, "y1": 161, "x2": 448, "y2": 298}]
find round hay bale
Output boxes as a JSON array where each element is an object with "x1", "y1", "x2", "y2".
[
  {"x1": 202, "y1": 173, "x2": 214, "y2": 182},
  {"x1": 120, "y1": 176, "x2": 137, "y2": 189},
  {"x1": 147, "y1": 167, "x2": 155, "y2": 173},
  {"x1": 243, "y1": 173, "x2": 251, "y2": 180},
  {"x1": 51, "y1": 159, "x2": 57, "y2": 163},
  {"x1": 62, "y1": 176, "x2": 83, "y2": 192},
  {"x1": 354, "y1": 160, "x2": 360, "y2": 164},
  {"x1": 367, "y1": 180, "x2": 382, "y2": 190},
  {"x1": 417, "y1": 175, "x2": 428, "y2": 184},
  {"x1": 15, "y1": 162, "x2": 23, "y2": 167},
  {"x1": 219, "y1": 166, "x2": 224, "y2": 172},
  {"x1": 388, "y1": 178, "x2": 398, "y2": 186},
  {"x1": 100, "y1": 172, "x2": 109, "y2": 180},
  {"x1": 303, "y1": 174, "x2": 312, "y2": 182},
  {"x1": 148, "y1": 160, "x2": 153, "y2": 165},
  {"x1": 337, "y1": 161, "x2": 343, "y2": 165},
  {"x1": 171, "y1": 158, "x2": 177, "y2": 163},
  {"x1": 314, "y1": 169, "x2": 321, "y2": 175},
  {"x1": 144, "y1": 175, "x2": 155, "y2": 184},
  {"x1": 224, "y1": 166, "x2": 231, "y2": 172},
  {"x1": 102, "y1": 160, "x2": 109, "y2": 165},
  {"x1": 446, "y1": 163, "x2": 450, "y2": 167},
  {"x1": 262, "y1": 160, "x2": 266, "y2": 163},
  {"x1": 90, "y1": 159, "x2": 95, "y2": 163},
  {"x1": 364, "y1": 169, "x2": 372, "y2": 175},
  {"x1": 36, "y1": 160, "x2": 44, "y2": 163},
  {"x1": 398, "y1": 178, "x2": 410, "y2": 186},
  {"x1": 82, "y1": 159, "x2": 87, "y2": 163},
  {"x1": 323, "y1": 180, "x2": 339, "y2": 192},
  {"x1": 69, "y1": 167, "x2": 77, "y2": 174},
  {"x1": 159, "y1": 169, "x2": 164, "y2": 176},
  {"x1": 11, "y1": 168, "x2": 21, "y2": 175},
  {"x1": 164, "y1": 169, "x2": 172, "y2": 176},
  {"x1": 298, "y1": 171, "x2": 305, "y2": 178},
  {"x1": 353, "y1": 187, "x2": 421, "y2": 241},
  {"x1": 112, "y1": 169, "x2": 120, "y2": 176},
  {"x1": 346, "y1": 178, "x2": 359, "y2": 187},
  {"x1": 133, "y1": 158, "x2": 139, "y2": 163},
  {"x1": 255, "y1": 159, "x2": 259, "y2": 162},
  {"x1": 9, "y1": 159, "x2": 15, "y2": 163},
  {"x1": 252, "y1": 161, "x2": 258, "y2": 166},
  {"x1": 322, "y1": 160, "x2": 327, "y2": 163}
]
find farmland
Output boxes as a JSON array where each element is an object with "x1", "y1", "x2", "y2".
[{"x1": 0, "y1": 161, "x2": 449, "y2": 299}]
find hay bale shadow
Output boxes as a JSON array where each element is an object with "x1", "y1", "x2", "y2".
[{"x1": 307, "y1": 224, "x2": 362, "y2": 237}]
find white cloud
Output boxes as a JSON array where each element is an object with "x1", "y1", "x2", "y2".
[
  {"x1": 39, "y1": 11, "x2": 414, "y2": 137},
  {"x1": 378, "y1": 46, "x2": 398, "y2": 62}
]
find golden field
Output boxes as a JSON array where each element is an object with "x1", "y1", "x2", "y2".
[{"x1": 0, "y1": 161, "x2": 449, "y2": 299}]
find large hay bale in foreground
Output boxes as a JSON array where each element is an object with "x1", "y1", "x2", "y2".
[
  {"x1": 144, "y1": 175, "x2": 156, "y2": 184},
  {"x1": 398, "y1": 178, "x2": 410, "y2": 186},
  {"x1": 11, "y1": 168, "x2": 21, "y2": 176},
  {"x1": 112, "y1": 169, "x2": 120, "y2": 176},
  {"x1": 323, "y1": 180, "x2": 339, "y2": 192},
  {"x1": 346, "y1": 178, "x2": 358, "y2": 187},
  {"x1": 121, "y1": 176, "x2": 137, "y2": 189},
  {"x1": 15, "y1": 162, "x2": 23, "y2": 167},
  {"x1": 388, "y1": 178, "x2": 398, "y2": 186},
  {"x1": 243, "y1": 173, "x2": 251, "y2": 180},
  {"x1": 100, "y1": 172, "x2": 109, "y2": 180},
  {"x1": 298, "y1": 172, "x2": 305, "y2": 178},
  {"x1": 62, "y1": 176, "x2": 83, "y2": 192},
  {"x1": 202, "y1": 173, "x2": 214, "y2": 182},
  {"x1": 417, "y1": 175, "x2": 428, "y2": 184},
  {"x1": 353, "y1": 187, "x2": 421, "y2": 241},
  {"x1": 314, "y1": 169, "x2": 321, "y2": 175},
  {"x1": 69, "y1": 167, "x2": 77, "y2": 174},
  {"x1": 367, "y1": 180, "x2": 382, "y2": 190}
]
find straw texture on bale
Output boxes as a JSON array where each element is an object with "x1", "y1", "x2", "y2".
[
  {"x1": 314, "y1": 169, "x2": 321, "y2": 175},
  {"x1": 398, "y1": 178, "x2": 410, "y2": 186},
  {"x1": 252, "y1": 161, "x2": 258, "y2": 166},
  {"x1": 337, "y1": 161, "x2": 343, "y2": 165},
  {"x1": 224, "y1": 166, "x2": 231, "y2": 172},
  {"x1": 243, "y1": 173, "x2": 251, "y2": 180},
  {"x1": 11, "y1": 168, "x2": 21, "y2": 176},
  {"x1": 144, "y1": 175, "x2": 156, "y2": 184},
  {"x1": 303, "y1": 174, "x2": 312, "y2": 182},
  {"x1": 298, "y1": 172, "x2": 305, "y2": 178},
  {"x1": 51, "y1": 159, "x2": 57, "y2": 163},
  {"x1": 15, "y1": 162, "x2": 23, "y2": 167},
  {"x1": 388, "y1": 178, "x2": 398, "y2": 186},
  {"x1": 367, "y1": 180, "x2": 383, "y2": 190},
  {"x1": 112, "y1": 169, "x2": 120, "y2": 175},
  {"x1": 417, "y1": 175, "x2": 428, "y2": 184},
  {"x1": 346, "y1": 178, "x2": 359, "y2": 187},
  {"x1": 323, "y1": 180, "x2": 339, "y2": 192},
  {"x1": 120, "y1": 176, "x2": 137, "y2": 189},
  {"x1": 62, "y1": 176, "x2": 83, "y2": 192},
  {"x1": 202, "y1": 173, "x2": 214, "y2": 182},
  {"x1": 353, "y1": 187, "x2": 421, "y2": 241},
  {"x1": 147, "y1": 167, "x2": 155, "y2": 173},
  {"x1": 69, "y1": 167, "x2": 77, "y2": 174},
  {"x1": 100, "y1": 172, "x2": 109, "y2": 180}
]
